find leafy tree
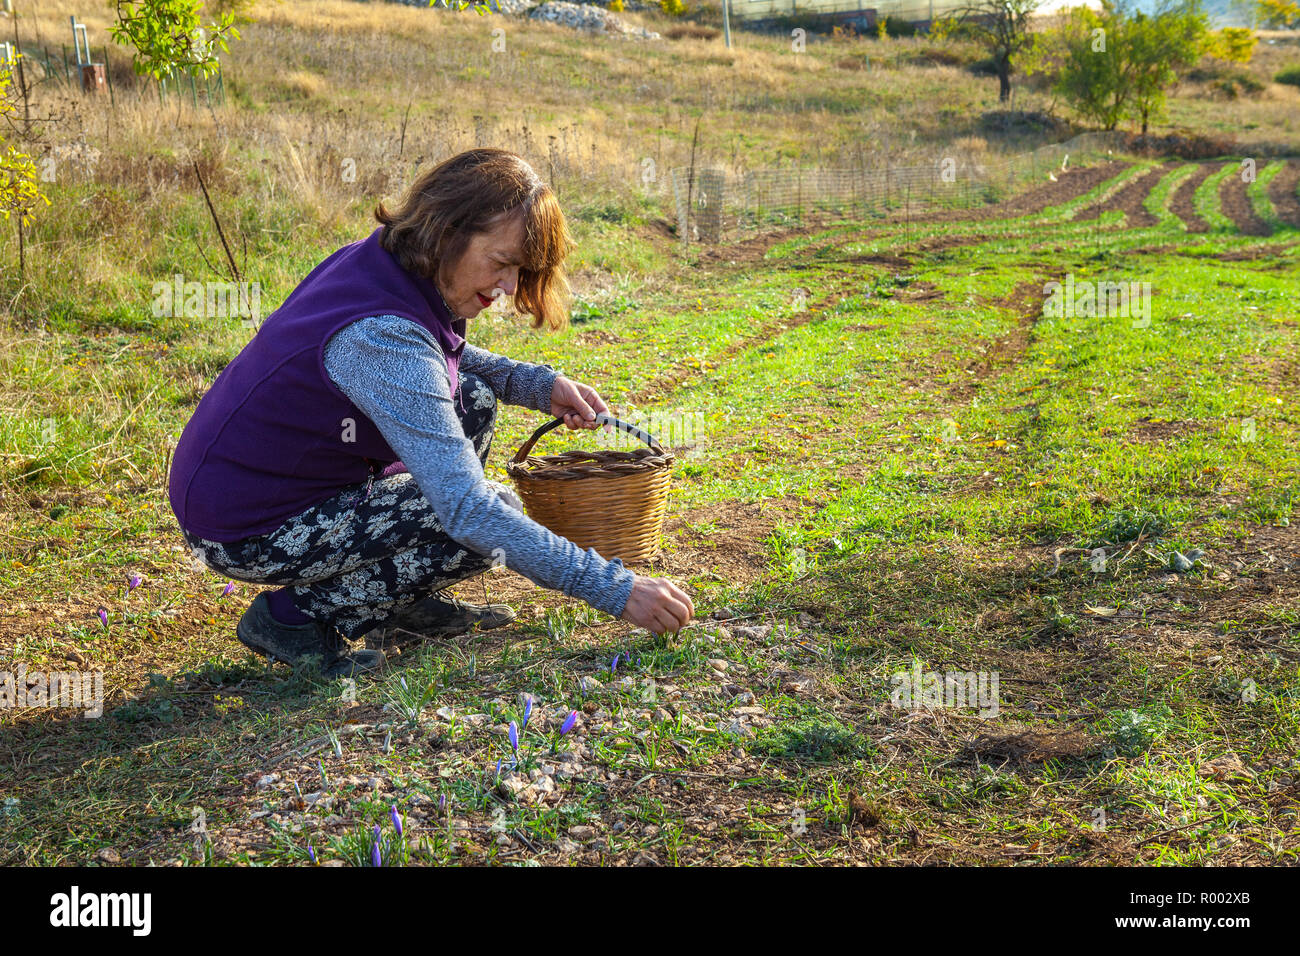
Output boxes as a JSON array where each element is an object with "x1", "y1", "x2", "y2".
[
  {"x1": 1127, "y1": 1, "x2": 1207, "y2": 135},
  {"x1": 0, "y1": 60, "x2": 50, "y2": 276},
  {"x1": 109, "y1": 0, "x2": 244, "y2": 81},
  {"x1": 1204, "y1": 27, "x2": 1258, "y2": 64},
  {"x1": 1256, "y1": 0, "x2": 1300, "y2": 27},
  {"x1": 1048, "y1": 0, "x2": 1209, "y2": 134},
  {"x1": 1049, "y1": 3, "x2": 1127, "y2": 129}
]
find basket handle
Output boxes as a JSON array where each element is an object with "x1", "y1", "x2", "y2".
[{"x1": 511, "y1": 413, "x2": 663, "y2": 464}]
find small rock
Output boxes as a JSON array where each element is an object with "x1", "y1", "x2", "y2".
[
  {"x1": 707, "y1": 658, "x2": 729, "y2": 673},
  {"x1": 783, "y1": 677, "x2": 817, "y2": 695},
  {"x1": 94, "y1": 847, "x2": 121, "y2": 864},
  {"x1": 496, "y1": 773, "x2": 530, "y2": 800},
  {"x1": 1170, "y1": 551, "x2": 1194, "y2": 573},
  {"x1": 710, "y1": 607, "x2": 738, "y2": 620},
  {"x1": 255, "y1": 773, "x2": 280, "y2": 789},
  {"x1": 1199, "y1": 753, "x2": 1254, "y2": 781},
  {"x1": 580, "y1": 676, "x2": 603, "y2": 692},
  {"x1": 556, "y1": 837, "x2": 580, "y2": 854},
  {"x1": 567, "y1": 825, "x2": 597, "y2": 840}
]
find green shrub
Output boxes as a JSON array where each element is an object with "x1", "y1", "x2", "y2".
[
  {"x1": 1106, "y1": 703, "x2": 1174, "y2": 756},
  {"x1": 1275, "y1": 64, "x2": 1300, "y2": 88},
  {"x1": 748, "y1": 715, "x2": 868, "y2": 763},
  {"x1": 1212, "y1": 70, "x2": 1265, "y2": 98},
  {"x1": 880, "y1": 15, "x2": 916, "y2": 38}
]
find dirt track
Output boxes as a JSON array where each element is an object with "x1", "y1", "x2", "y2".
[
  {"x1": 1267, "y1": 160, "x2": 1300, "y2": 231},
  {"x1": 1168, "y1": 162, "x2": 1217, "y2": 233},
  {"x1": 1219, "y1": 166, "x2": 1274, "y2": 237},
  {"x1": 1073, "y1": 164, "x2": 1164, "y2": 228}
]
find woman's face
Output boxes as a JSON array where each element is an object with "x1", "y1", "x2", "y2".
[{"x1": 439, "y1": 212, "x2": 525, "y2": 320}]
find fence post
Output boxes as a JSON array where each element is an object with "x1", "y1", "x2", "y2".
[{"x1": 102, "y1": 47, "x2": 114, "y2": 106}]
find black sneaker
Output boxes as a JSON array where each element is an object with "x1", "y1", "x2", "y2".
[
  {"x1": 364, "y1": 592, "x2": 517, "y2": 650},
  {"x1": 237, "y1": 592, "x2": 386, "y2": 679}
]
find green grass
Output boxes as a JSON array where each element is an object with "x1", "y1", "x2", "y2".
[{"x1": 3, "y1": 151, "x2": 1299, "y2": 866}]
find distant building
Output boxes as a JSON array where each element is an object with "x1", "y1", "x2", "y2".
[
  {"x1": 730, "y1": 0, "x2": 1251, "y2": 30},
  {"x1": 732, "y1": 0, "x2": 974, "y2": 30}
]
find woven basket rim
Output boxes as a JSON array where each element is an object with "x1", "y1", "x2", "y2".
[{"x1": 507, "y1": 446, "x2": 675, "y2": 481}]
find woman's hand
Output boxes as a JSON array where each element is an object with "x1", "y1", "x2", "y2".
[
  {"x1": 620, "y1": 575, "x2": 695, "y2": 636},
  {"x1": 550, "y1": 375, "x2": 609, "y2": 430}
]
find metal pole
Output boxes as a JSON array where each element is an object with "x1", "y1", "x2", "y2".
[
  {"x1": 721, "y1": 0, "x2": 732, "y2": 48},
  {"x1": 104, "y1": 46, "x2": 115, "y2": 107}
]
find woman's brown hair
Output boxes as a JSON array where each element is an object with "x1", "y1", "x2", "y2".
[{"x1": 374, "y1": 148, "x2": 574, "y2": 331}]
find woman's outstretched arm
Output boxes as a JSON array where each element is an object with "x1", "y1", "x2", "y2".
[{"x1": 322, "y1": 314, "x2": 635, "y2": 617}]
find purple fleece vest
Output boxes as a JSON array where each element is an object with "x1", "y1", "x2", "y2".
[{"x1": 168, "y1": 226, "x2": 466, "y2": 542}]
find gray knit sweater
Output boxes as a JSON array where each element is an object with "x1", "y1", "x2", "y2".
[{"x1": 322, "y1": 313, "x2": 635, "y2": 617}]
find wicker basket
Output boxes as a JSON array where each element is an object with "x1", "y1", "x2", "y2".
[{"x1": 507, "y1": 414, "x2": 674, "y2": 563}]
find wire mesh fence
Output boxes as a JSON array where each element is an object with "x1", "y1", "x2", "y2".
[
  {"x1": 156, "y1": 62, "x2": 226, "y2": 107},
  {"x1": 671, "y1": 131, "x2": 1129, "y2": 244}
]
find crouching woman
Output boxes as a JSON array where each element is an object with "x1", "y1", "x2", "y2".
[{"x1": 167, "y1": 148, "x2": 693, "y2": 678}]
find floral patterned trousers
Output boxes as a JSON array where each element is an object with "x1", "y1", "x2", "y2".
[{"x1": 179, "y1": 371, "x2": 509, "y2": 641}]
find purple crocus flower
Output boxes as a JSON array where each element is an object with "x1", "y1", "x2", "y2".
[
  {"x1": 438, "y1": 793, "x2": 447, "y2": 815},
  {"x1": 611, "y1": 652, "x2": 620, "y2": 673},
  {"x1": 390, "y1": 804, "x2": 403, "y2": 839},
  {"x1": 560, "y1": 711, "x2": 578, "y2": 736},
  {"x1": 96, "y1": 607, "x2": 108, "y2": 629},
  {"x1": 522, "y1": 696, "x2": 533, "y2": 731},
  {"x1": 220, "y1": 582, "x2": 235, "y2": 598},
  {"x1": 371, "y1": 825, "x2": 382, "y2": 867},
  {"x1": 307, "y1": 843, "x2": 316, "y2": 864},
  {"x1": 494, "y1": 758, "x2": 503, "y2": 780},
  {"x1": 508, "y1": 720, "x2": 519, "y2": 756},
  {"x1": 127, "y1": 574, "x2": 142, "y2": 593}
]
